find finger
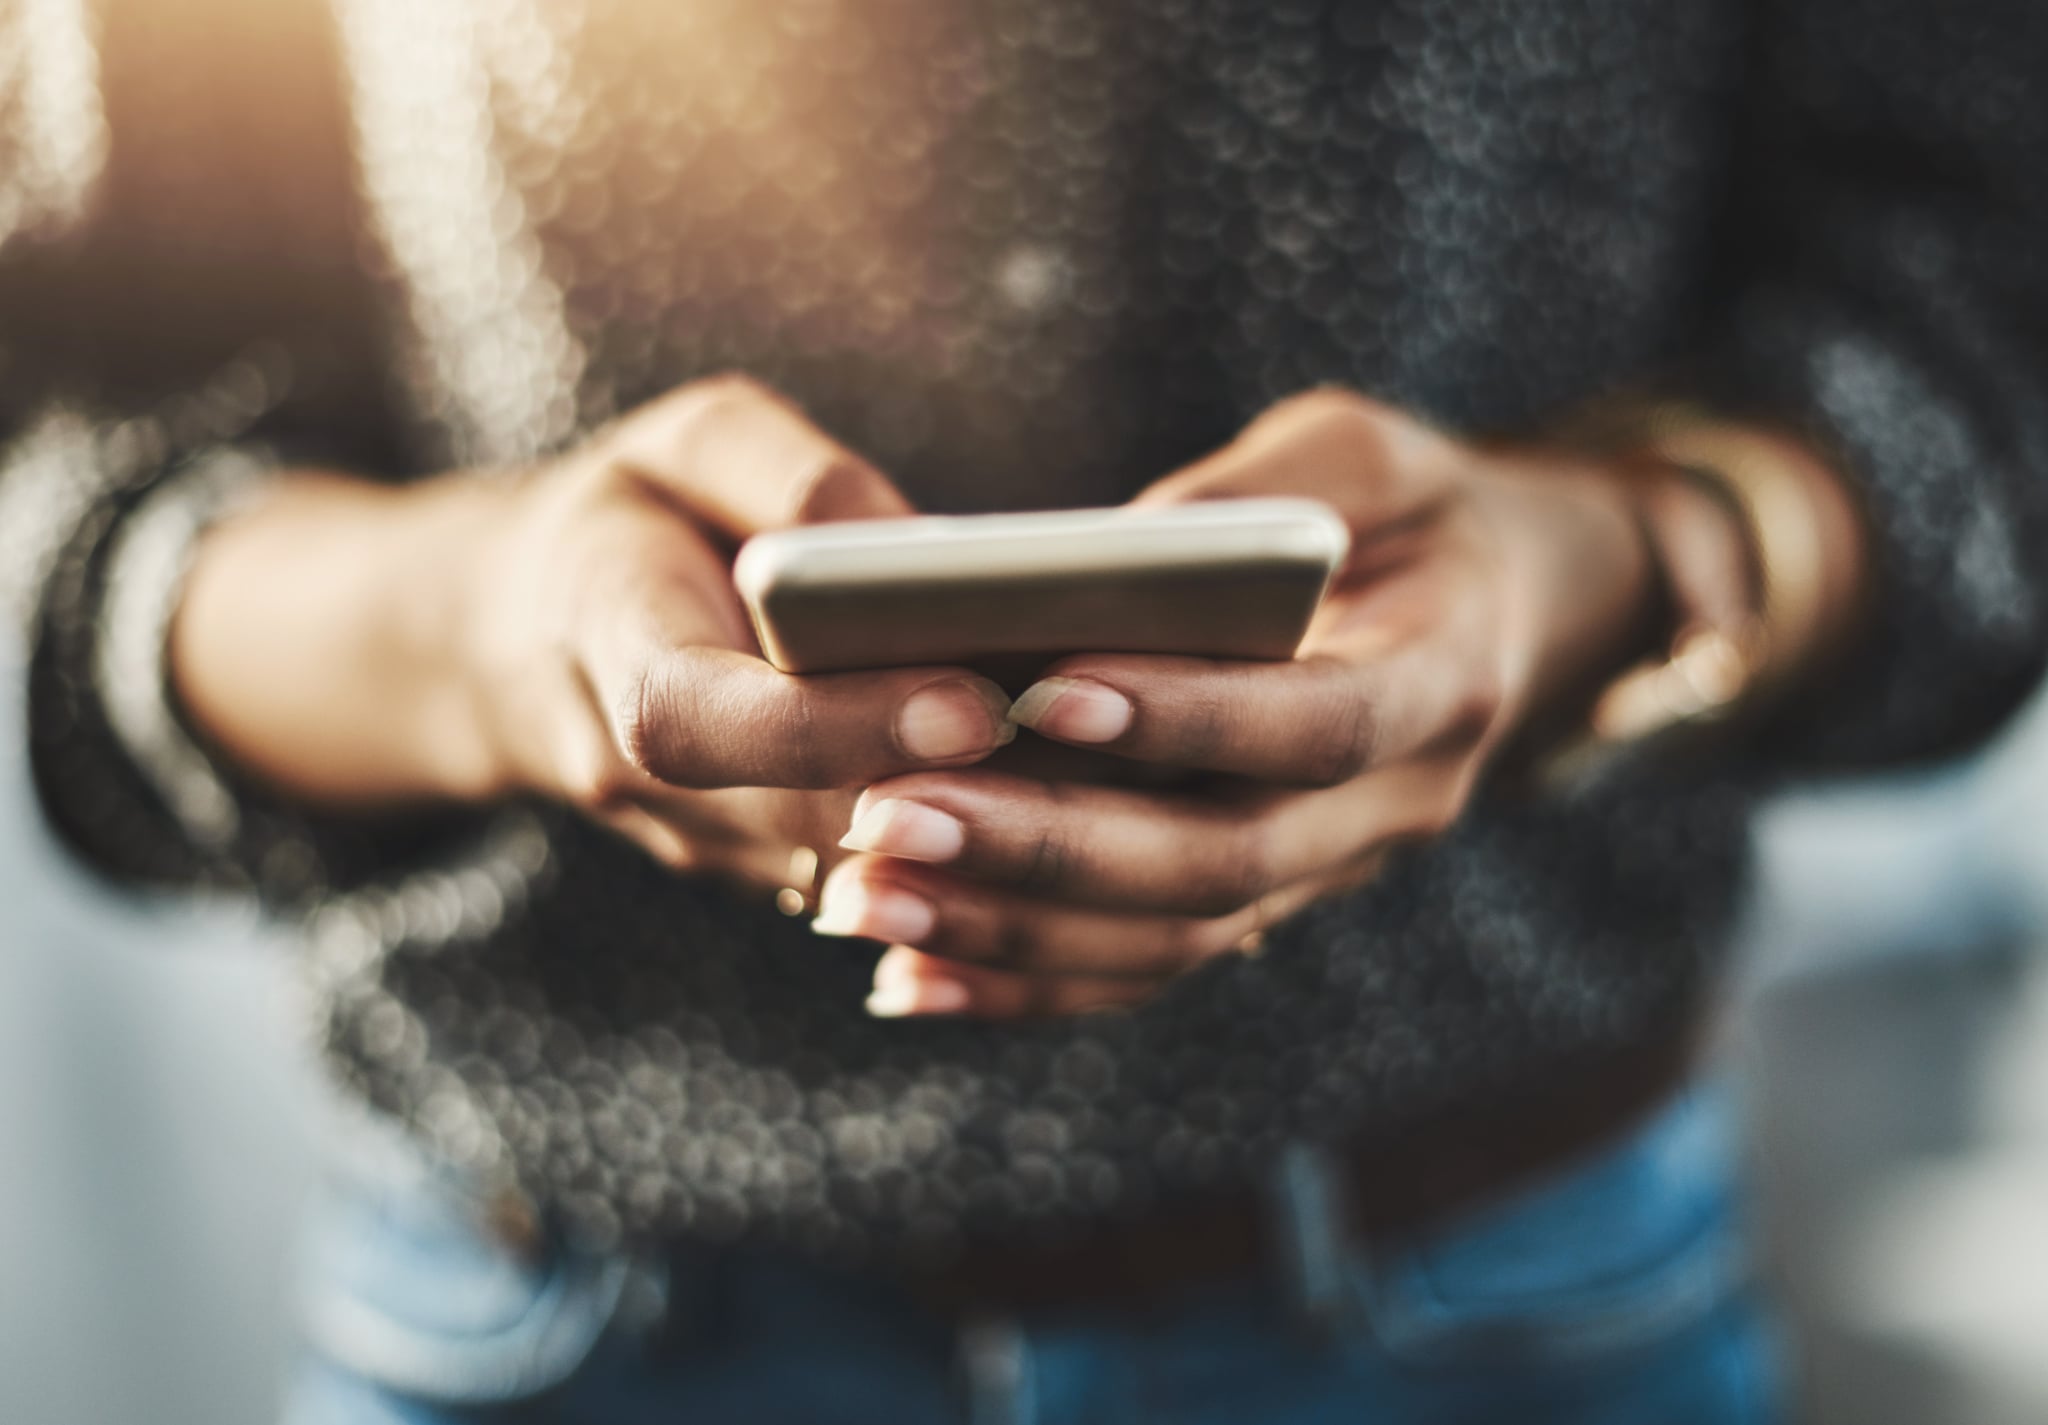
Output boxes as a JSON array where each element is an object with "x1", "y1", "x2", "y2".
[
  {"x1": 1130, "y1": 387, "x2": 1455, "y2": 531},
  {"x1": 566, "y1": 500, "x2": 1017, "y2": 790},
  {"x1": 847, "y1": 772, "x2": 1289, "y2": 915},
  {"x1": 600, "y1": 646, "x2": 1016, "y2": 790},
  {"x1": 606, "y1": 374, "x2": 915, "y2": 539},
  {"x1": 864, "y1": 946, "x2": 1164, "y2": 1020},
  {"x1": 616, "y1": 794, "x2": 788, "y2": 893},
  {"x1": 596, "y1": 803, "x2": 703, "y2": 874},
  {"x1": 857, "y1": 838, "x2": 1395, "y2": 1019},
  {"x1": 628, "y1": 783, "x2": 852, "y2": 894},
  {"x1": 813, "y1": 853, "x2": 1267, "y2": 976},
  {"x1": 1005, "y1": 641, "x2": 1493, "y2": 784},
  {"x1": 841, "y1": 764, "x2": 1464, "y2": 914},
  {"x1": 599, "y1": 795, "x2": 799, "y2": 887}
]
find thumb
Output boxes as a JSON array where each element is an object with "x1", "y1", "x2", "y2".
[
  {"x1": 1131, "y1": 387, "x2": 1454, "y2": 533},
  {"x1": 606, "y1": 374, "x2": 915, "y2": 540}
]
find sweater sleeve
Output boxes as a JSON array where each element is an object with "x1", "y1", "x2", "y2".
[
  {"x1": 4, "y1": 0, "x2": 541, "y2": 917},
  {"x1": 1696, "y1": 0, "x2": 2048, "y2": 770},
  {"x1": 14, "y1": 394, "x2": 534, "y2": 913}
]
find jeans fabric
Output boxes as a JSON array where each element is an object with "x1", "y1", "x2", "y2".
[{"x1": 283, "y1": 1082, "x2": 1776, "y2": 1425}]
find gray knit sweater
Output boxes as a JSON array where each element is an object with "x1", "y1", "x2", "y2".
[{"x1": 7, "y1": 0, "x2": 2046, "y2": 1262}]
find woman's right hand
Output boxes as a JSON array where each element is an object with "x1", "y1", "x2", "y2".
[
  {"x1": 463, "y1": 377, "x2": 1020, "y2": 891},
  {"x1": 172, "y1": 376, "x2": 1014, "y2": 898}
]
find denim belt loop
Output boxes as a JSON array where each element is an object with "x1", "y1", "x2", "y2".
[
  {"x1": 1267, "y1": 1140, "x2": 1355, "y2": 1336},
  {"x1": 957, "y1": 1315, "x2": 1035, "y2": 1425}
]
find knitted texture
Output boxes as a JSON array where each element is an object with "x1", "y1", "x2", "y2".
[{"x1": 11, "y1": 0, "x2": 2048, "y2": 1262}]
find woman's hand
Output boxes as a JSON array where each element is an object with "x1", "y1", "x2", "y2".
[
  {"x1": 812, "y1": 389, "x2": 1671, "y2": 1015},
  {"x1": 456, "y1": 378, "x2": 1024, "y2": 891},
  {"x1": 171, "y1": 376, "x2": 1014, "y2": 899}
]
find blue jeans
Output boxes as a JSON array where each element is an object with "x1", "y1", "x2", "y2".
[{"x1": 284, "y1": 1084, "x2": 1775, "y2": 1424}]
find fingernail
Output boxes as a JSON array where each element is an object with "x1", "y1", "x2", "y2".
[
  {"x1": 840, "y1": 799, "x2": 966, "y2": 863},
  {"x1": 866, "y1": 978, "x2": 971, "y2": 1018},
  {"x1": 866, "y1": 951, "x2": 972, "y2": 1018},
  {"x1": 1009, "y1": 677, "x2": 1133, "y2": 744},
  {"x1": 811, "y1": 881, "x2": 936, "y2": 944},
  {"x1": 897, "y1": 680, "x2": 1014, "y2": 762}
]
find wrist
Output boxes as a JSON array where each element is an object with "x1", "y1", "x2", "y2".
[
  {"x1": 1477, "y1": 451, "x2": 1664, "y2": 728},
  {"x1": 1513, "y1": 406, "x2": 1872, "y2": 786},
  {"x1": 1597, "y1": 416, "x2": 1868, "y2": 736},
  {"x1": 170, "y1": 468, "x2": 522, "y2": 808},
  {"x1": 395, "y1": 471, "x2": 533, "y2": 803}
]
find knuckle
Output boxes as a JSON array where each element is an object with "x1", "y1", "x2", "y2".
[
  {"x1": 677, "y1": 371, "x2": 772, "y2": 420},
  {"x1": 1017, "y1": 831, "x2": 1069, "y2": 896},
  {"x1": 636, "y1": 826, "x2": 700, "y2": 874},
  {"x1": 1263, "y1": 385, "x2": 1367, "y2": 434},
  {"x1": 1290, "y1": 386, "x2": 1392, "y2": 449},
  {"x1": 562, "y1": 446, "x2": 632, "y2": 503},
  {"x1": 612, "y1": 652, "x2": 732, "y2": 788},
  {"x1": 1025, "y1": 978, "x2": 1074, "y2": 1018},
  {"x1": 612, "y1": 663, "x2": 674, "y2": 779},
  {"x1": 627, "y1": 648, "x2": 828, "y2": 790},
  {"x1": 563, "y1": 746, "x2": 639, "y2": 813},
  {"x1": 774, "y1": 688, "x2": 832, "y2": 788},
  {"x1": 783, "y1": 449, "x2": 881, "y2": 524},
  {"x1": 605, "y1": 802, "x2": 708, "y2": 874},
  {"x1": 1411, "y1": 675, "x2": 1502, "y2": 765},
  {"x1": 990, "y1": 912, "x2": 1046, "y2": 972},
  {"x1": 1298, "y1": 682, "x2": 1378, "y2": 786},
  {"x1": 1414, "y1": 774, "x2": 1476, "y2": 839},
  {"x1": 639, "y1": 373, "x2": 773, "y2": 453},
  {"x1": 1191, "y1": 819, "x2": 1275, "y2": 917},
  {"x1": 1184, "y1": 879, "x2": 1253, "y2": 921},
  {"x1": 1160, "y1": 915, "x2": 1234, "y2": 971},
  {"x1": 1165, "y1": 682, "x2": 1233, "y2": 770},
  {"x1": 1453, "y1": 671, "x2": 1507, "y2": 743},
  {"x1": 1013, "y1": 787, "x2": 1076, "y2": 894},
  {"x1": 1296, "y1": 388, "x2": 1447, "y2": 486}
]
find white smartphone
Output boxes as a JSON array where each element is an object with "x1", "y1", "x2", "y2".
[{"x1": 734, "y1": 498, "x2": 1349, "y2": 675}]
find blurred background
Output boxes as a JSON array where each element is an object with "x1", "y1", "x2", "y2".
[{"x1": 5, "y1": 626, "x2": 2047, "y2": 1424}]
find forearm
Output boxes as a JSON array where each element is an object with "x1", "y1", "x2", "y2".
[{"x1": 169, "y1": 470, "x2": 511, "y2": 809}]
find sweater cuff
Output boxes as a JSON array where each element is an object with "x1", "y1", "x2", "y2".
[{"x1": 93, "y1": 446, "x2": 267, "y2": 850}]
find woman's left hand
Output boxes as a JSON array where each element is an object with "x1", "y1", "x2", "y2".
[{"x1": 813, "y1": 389, "x2": 1672, "y2": 1017}]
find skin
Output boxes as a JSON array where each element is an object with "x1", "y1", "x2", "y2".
[
  {"x1": 173, "y1": 377, "x2": 1017, "y2": 894},
  {"x1": 172, "y1": 377, "x2": 1866, "y2": 1019}
]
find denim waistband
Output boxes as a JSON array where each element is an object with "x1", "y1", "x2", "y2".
[{"x1": 297, "y1": 1080, "x2": 1742, "y2": 1406}]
